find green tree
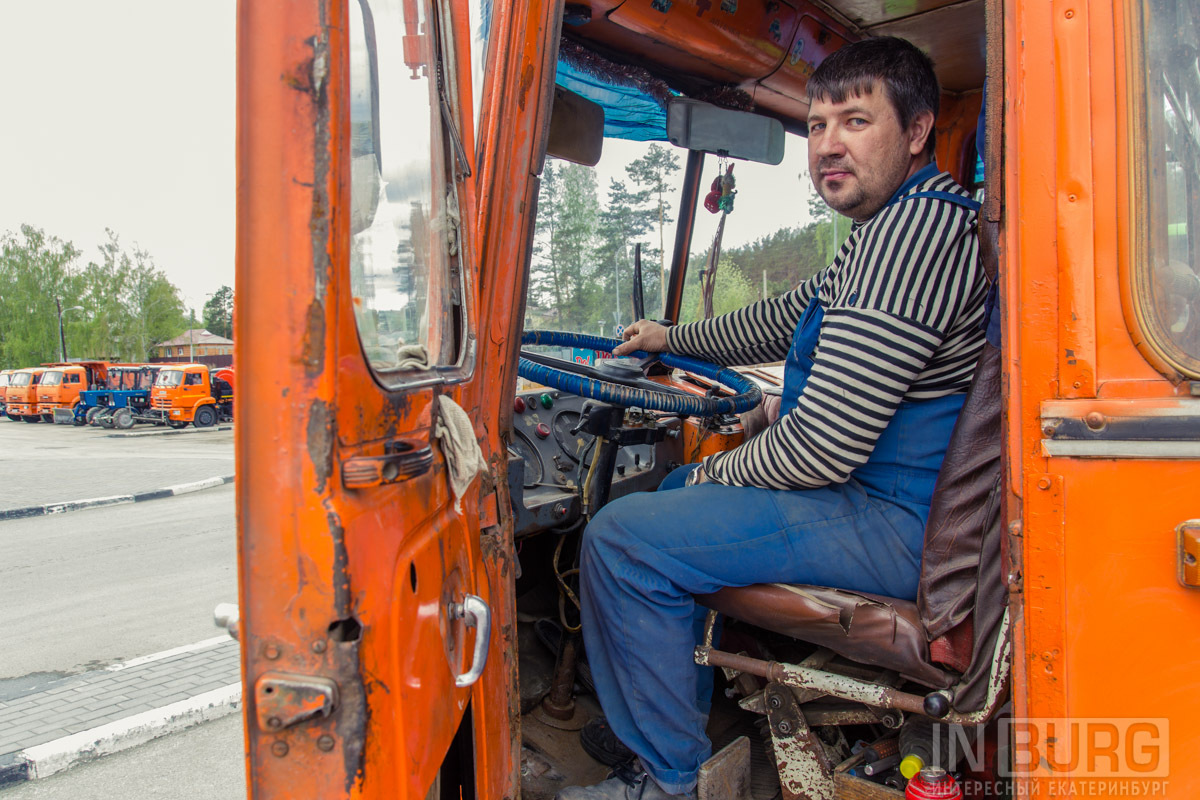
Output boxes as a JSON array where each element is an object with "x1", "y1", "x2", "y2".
[
  {"x1": 529, "y1": 160, "x2": 602, "y2": 332},
  {"x1": 593, "y1": 178, "x2": 658, "y2": 330},
  {"x1": 75, "y1": 230, "x2": 189, "y2": 362},
  {"x1": 203, "y1": 285, "x2": 234, "y2": 339},
  {"x1": 0, "y1": 225, "x2": 83, "y2": 368},
  {"x1": 677, "y1": 257, "x2": 757, "y2": 325},
  {"x1": 626, "y1": 144, "x2": 681, "y2": 317}
]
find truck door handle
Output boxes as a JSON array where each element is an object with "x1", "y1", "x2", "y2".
[{"x1": 447, "y1": 594, "x2": 491, "y2": 688}]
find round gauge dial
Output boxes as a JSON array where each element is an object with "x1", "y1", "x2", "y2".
[
  {"x1": 552, "y1": 410, "x2": 592, "y2": 463},
  {"x1": 508, "y1": 430, "x2": 543, "y2": 488}
]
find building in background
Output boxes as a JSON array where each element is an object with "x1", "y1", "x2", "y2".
[{"x1": 152, "y1": 329, "x2": 233, "y2": 366}]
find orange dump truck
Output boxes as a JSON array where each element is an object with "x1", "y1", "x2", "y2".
[
  {"x1": 36, "y1": 362, "x2": 111, "y2": 423},
  {"x1": 4, "y1": 368, "x2": 48, "y2": 422},
  {"x1": 142, "y1": 364, "x2": 234, "y2": 428},
  {"x1": 0, "y1": 369, "x2": 13, "y2": 417}
]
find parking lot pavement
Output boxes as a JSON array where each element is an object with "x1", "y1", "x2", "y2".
[{"x1": 0, "y1": 422, "x2": 233, "y2": 512}]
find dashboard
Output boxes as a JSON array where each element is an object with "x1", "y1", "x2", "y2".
[{"x1": 505, "y1": 387, "x2": 684, "y2": 536}]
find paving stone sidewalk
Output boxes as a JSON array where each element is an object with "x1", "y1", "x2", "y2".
[{"x1": 0, "y1": 638, "x2": 240, "y2": 759}]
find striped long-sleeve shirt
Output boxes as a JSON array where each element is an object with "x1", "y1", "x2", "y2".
[{"x1": 667, "y1": 170, "x2": 987, "y2": 491}]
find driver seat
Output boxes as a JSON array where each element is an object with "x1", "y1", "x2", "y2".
[{"x1": 694, "y1": 221, "x2": 1007, "y2": 794}]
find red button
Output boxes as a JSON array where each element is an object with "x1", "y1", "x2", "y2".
[
  {"x1": 535, "y1": 423, "x2": 551, "y2": 439},
  {"x1": 514, "y1": 397, "x2": 527, "y2": 414}
]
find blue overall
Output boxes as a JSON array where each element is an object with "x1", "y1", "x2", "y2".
[{"x1": 578, "y1": 181, "x2": 980, "y2": 795}]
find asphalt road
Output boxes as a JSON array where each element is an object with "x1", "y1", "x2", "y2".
[
  {"x1": 0, "y1": 420, "x2": 242, "y2": 797},
  {"x1": 0, "y1": 422, "x2": 235, "y2": 511},
  {"x1": 0, "y1": 483, "x2": 237, "y2": 679}
]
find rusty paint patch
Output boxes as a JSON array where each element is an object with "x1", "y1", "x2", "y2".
[
  {"x1": 307, "y1": 399, "x2": 334, "y2": 494},
  {"x1": 327, "y1": 511, "x2": 351, "y2": 617},
  {"x1": 307, "y1": 27, "x2": 332, "y2": 301},
  {"x1": 765, "y1": 684, "x2": 834, "y2": 800},
  {"x1": 302, "y1": 299, "x2": 325, "y2": 375},
  {"x1": 517, "y1": 63, "x2": 535, "y2": 111}
]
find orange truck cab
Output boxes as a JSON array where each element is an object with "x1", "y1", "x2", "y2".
[
  {"x1": 36, "y1": 362, "x2": 110, "y2": 423},
  {"x1": 5, "y1": 368, "x2": 47, "y2": 423},
  {"x1": 0, "y1": 369, "x2": 12, "y2": 416},
  {"x1": 234, "y1": 1, "x2": 1200, "y2": 799},
  {"x1": 145, "y1": 364, "x2": 234, "y2": 428}
]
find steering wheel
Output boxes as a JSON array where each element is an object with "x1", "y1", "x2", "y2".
[{"x1": 519, "y1": 330, "x2": 761, "y2": 416}]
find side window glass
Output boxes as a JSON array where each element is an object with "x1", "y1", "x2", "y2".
[
  {"x1": 468, "y1": 1, "x2": 493, "y2": 143},
  {"x1": 349, "y1": 0, "x2": 465, "y2": 383},
  {"x1": 1138, "y1": 0, "x2": 1200, "y2": 376}
]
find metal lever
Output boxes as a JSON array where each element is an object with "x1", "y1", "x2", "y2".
[
  {"x1": 447, "y1": 594, "x2": 491, "y2": 688},
  {"x1": 214, "y1": 603, "x2": 240, "y2": 641}
]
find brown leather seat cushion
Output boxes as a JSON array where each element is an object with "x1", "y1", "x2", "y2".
[{"x1": 698, "y1": 583, "x2": 954, "y2": 689}]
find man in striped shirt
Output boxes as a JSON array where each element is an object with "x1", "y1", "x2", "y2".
[{"x1": 559, "y1": 37, "x2": 986, "y2": 800}]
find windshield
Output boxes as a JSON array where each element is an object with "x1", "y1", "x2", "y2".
[
  {"x1": 526, "y1": 134, "x2": 833, "y2": 354},
  {"x1": 41, "y1": 371, "x2": 64, "y2": 387},
  {"x1": 0, "y1": 374, "x2": 8, "y2": 388},
  {"x1": 156, "y1": 370, "x2": 185, "y2": 387},
  {"x1": 11, "y1": 372, "x2": 32, "y2": 387}
]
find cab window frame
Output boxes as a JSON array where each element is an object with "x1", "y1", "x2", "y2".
[
  {"x1": 345, "y1": 0, "x2": 477, "y2": 393},
  {"x1": 1129, "y1": 0, "x2": 1200, "y2": 379}
]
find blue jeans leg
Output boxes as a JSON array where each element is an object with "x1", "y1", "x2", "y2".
[{"x1": 579, "y1": 469, "x2": 927, "y2": 794}]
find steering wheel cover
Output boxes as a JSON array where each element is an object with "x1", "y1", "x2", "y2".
[{"x1": 520, "y1": 330, "x2": 761, "y2": 415}]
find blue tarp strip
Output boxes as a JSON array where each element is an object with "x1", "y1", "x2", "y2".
[{"x1": 554, "y1": 59, "x2": 669, "y2": 142}]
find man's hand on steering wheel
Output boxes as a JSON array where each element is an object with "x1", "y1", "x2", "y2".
[{"x1": 613, "y1": 319, "x2": 669, "y2": 357}]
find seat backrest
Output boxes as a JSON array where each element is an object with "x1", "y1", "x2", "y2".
[{"x1": 916, "y1": 217, "x2": 1005, "y2": 712}]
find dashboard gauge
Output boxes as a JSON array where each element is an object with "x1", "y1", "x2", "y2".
[
  {"x1": 508, "y1": 430, "x2": 544, "y2": 488},
  {"x1": 552, "y1": 410, "x2": 591, "y2": 463}
]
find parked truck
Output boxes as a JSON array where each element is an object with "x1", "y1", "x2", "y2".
[
  {"x1": 140, "y1": 363, "x2": 233, "y2": 428},
  {"x1": 77, "y1": 365, "x2": 161, "y2": 429},
  {"x1": 0, "y1": 369, "x2": 13, "y2": 417},
  {"x1": 36, "y1": 361, "x2": 111, "y2": 423},
  {"x1": 4, "y1": 368, "x2": 47, "y2": 422}
]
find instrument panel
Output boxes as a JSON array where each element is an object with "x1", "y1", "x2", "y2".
[{"x1": 506, "y1": 388, "x2": 679, "y2": 536}]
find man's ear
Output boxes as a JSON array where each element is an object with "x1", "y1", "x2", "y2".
[{"x1": 908, "y1": 109, "x2": 936, "y2": 155}]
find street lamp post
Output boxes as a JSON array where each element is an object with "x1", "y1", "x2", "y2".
[{"x1": 56, "y1": 298, "x2": 84, "y2": 362}]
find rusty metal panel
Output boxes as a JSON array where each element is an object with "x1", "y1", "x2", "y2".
[{"x1": 765, "y1": 682, "x2": 835, "y2": 800}]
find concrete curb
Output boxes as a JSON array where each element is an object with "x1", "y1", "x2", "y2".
[
  {"x1": 0, "y1": 475, "x2": 235, "y2": 521},
  {"x1": 0, "y1": 684, "x2": 241, "y2": 786},
  {"x1": 105, "y1": 425, "x2": 233, "y2": 438}
]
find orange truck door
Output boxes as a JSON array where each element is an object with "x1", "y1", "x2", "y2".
[
  {"x1": 236, "y1": 1, "x2": 508, "y2": 797},
  {"x1": 1007, "y1": 2, "x2": 1200, "y2": 795}
]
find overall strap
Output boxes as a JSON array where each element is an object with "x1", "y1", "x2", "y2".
[{"x1": 898, "y1": 190, "x2": 982, "y2": 211}]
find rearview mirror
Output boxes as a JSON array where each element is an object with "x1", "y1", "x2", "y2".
[{"x1": 666, "y1": 99, "x2": 785, "y2": 165}]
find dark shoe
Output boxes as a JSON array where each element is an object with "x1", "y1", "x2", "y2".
[
  {"x1": 554, "y1": 762, "x2": 694, "y2": 799},
  {"x1": 581, "y1": 716, "x2": 637, "y2": 768}
]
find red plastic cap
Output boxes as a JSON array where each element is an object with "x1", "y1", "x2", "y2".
[
  {"x1": 514, "y1": 396, "x2": 527, "y2": 414},
  {"x1": 535, "y1": 422, "x2": 551, "y2": 439}
]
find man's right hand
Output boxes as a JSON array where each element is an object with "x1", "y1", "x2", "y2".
[{"x1": 613, "y1": 319, "x2": 669, "y2": 356}]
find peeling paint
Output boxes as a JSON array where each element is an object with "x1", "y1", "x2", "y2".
[
  {"x1": 307, "y1": 399, "x2": 334, "y2": 494},
  {"x1": 302, "y1": 299, "x2": 326, "y2": 375}
]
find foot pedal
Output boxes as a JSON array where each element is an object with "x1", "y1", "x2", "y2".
[{"x1": 697, "y1": 735, "x2": 751, "y2": 800}]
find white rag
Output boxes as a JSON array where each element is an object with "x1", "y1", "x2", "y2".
[
  {"x1": 434, "y1": 395, "x2": 486, "y2": 513},
  {"x1": 396, "y1": 344, "x2": 432, "y2": 370}
]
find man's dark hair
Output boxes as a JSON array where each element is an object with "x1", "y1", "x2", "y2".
[{"x1": 806, "y1": 36, "x2": 940, "y2": 155}]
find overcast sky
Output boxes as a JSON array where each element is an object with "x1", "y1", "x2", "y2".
[
  {"x1": 0, "y1": 1, "x2": 236, "y2": 316},
  {"x1": 0, "y1": 2, "x2": 815, "y2": 320}
]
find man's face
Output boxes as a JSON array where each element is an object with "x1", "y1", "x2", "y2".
[{"x1": 807, "y1": 83, "x2": 931, "y2": 221}]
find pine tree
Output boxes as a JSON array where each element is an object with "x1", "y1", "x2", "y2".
[{"x1": 626, "y1": 144, "x2": 681, "y2": 318}]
